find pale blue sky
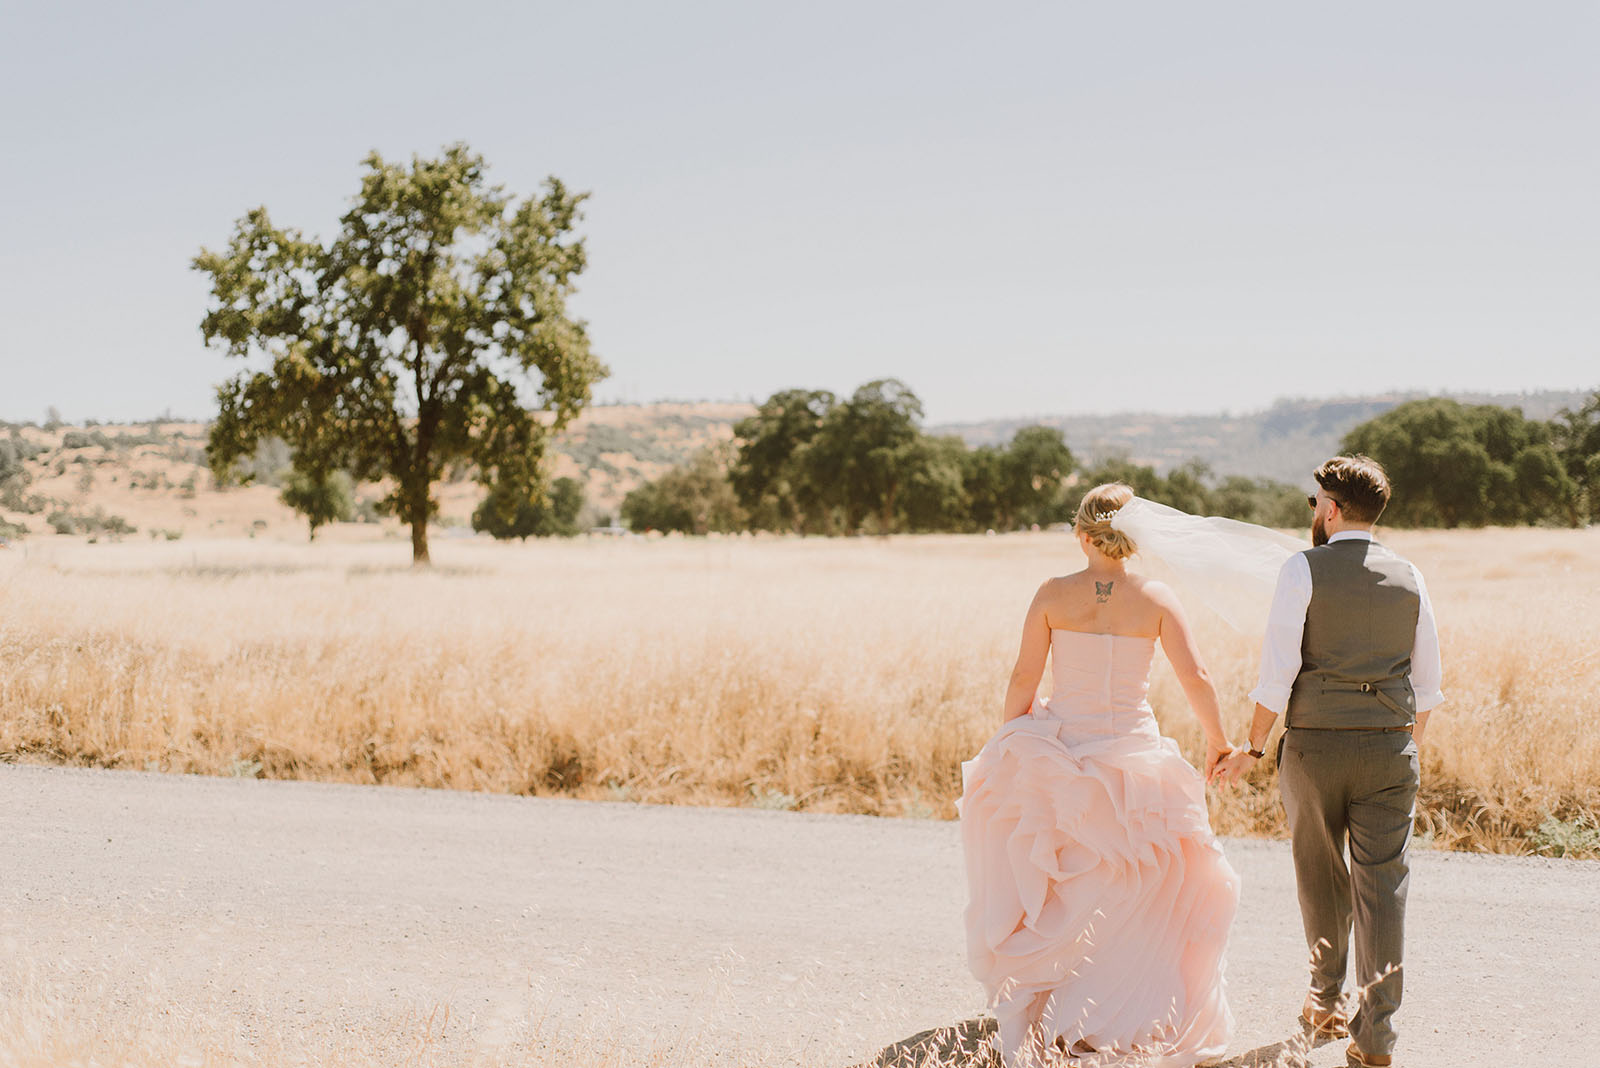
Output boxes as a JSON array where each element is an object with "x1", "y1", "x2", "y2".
[{"x1": 2, "y1": 1, "x2": 1595, "y2": 425}]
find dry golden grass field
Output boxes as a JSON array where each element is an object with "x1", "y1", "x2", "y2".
[{"x1": 1, "y1": 526, "x2": 1597, "y2": 857}]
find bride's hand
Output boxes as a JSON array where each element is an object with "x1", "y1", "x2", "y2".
[
  {"x1": 1203, "y1": 740, "x2": 1232, "y2": 780},
  {"x1": 1213, "y1": 750, "x2": 1257, "y2": 786}
]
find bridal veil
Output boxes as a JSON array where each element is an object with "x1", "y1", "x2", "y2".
[{"x1": 1108, "y1": 497, "x2": 1305, "y2": 636}]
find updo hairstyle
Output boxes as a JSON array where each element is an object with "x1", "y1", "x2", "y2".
[{"x1": 1074, "y1": 482, "x2": 1137, "y2": 560}]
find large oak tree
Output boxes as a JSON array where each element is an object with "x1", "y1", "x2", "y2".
[{"x1": 195, "y1": 144, "x2": 606, "y2": 563}]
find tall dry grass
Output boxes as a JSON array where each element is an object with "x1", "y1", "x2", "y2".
[{"x1": 1, "y1": 528, "x2": 1597, "y2": 855}]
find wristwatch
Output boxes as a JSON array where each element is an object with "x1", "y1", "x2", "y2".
[{"x1": 1246, "y1": 740, "x2": 1267, "y2": 759}]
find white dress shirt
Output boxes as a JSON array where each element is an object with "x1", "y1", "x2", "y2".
[{"x1": 1249, "y1": 530, "x2": 1444, "y2": 716}]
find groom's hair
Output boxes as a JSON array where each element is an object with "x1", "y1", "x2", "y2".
[{"x1": 1313, "y1": 455, "x2": 1390, "y2": 524}]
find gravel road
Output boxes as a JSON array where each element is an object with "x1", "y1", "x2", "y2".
[{"x1": 1, "y1": 765, "x2": 1595, "y2": 1066}]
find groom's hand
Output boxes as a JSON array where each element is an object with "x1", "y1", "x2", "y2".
[{"x1": 1214, "y1": 751, "x2": 1257, "y2": 786}]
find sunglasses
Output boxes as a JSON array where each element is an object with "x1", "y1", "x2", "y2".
[{"x1": 1307, "y1": 493, "x2": 1343, "y2": 510}]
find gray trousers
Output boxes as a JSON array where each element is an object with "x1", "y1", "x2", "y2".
[{"x1": 1278, "y1": 728, "x2": 1420, "y2": 1057}]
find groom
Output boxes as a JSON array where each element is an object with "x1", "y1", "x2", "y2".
[{"x1": 1218, "y1": 455, "x2": 1443, "y2": 1068}]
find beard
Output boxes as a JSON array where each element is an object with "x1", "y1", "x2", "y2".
[{"x1": 1311, "y1": 512, "x2": 1329, "y2": 546}]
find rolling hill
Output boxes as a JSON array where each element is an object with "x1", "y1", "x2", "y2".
[{"x1": 932, "y1": 389, "x2": 1591, "y2": 484}]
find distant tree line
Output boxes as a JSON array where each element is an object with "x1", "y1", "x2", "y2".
[
  {"x1": 10, "y1": 382, "x2": 1597, "y2": 544},
  {"x1": 621, "y1": 380, "x2": 1309, "y2": 535},
  {"x1": 1342, "y1": 393, "x2": 1600, "y2": 527}
]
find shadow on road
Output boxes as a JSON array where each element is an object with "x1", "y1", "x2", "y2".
[
  {"x1": 854, "y1": 1018, "x2": 1318, "y2": 1068},
  {"x1": 1207, "y1": 1022, "x2": 1324, "y2": 1067},
  {"x1": 855, "y1": 1017, "x2": 999, "y2": 1067}
]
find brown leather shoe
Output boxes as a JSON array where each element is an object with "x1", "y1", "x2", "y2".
[
  {"x1": 1347, "y1": 1043, "x2": 1393, "y2": 1067},
  {"x1": 1301, "y1": 996, "x2": 1349, "y2": 1038}
]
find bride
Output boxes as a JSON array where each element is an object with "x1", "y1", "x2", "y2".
[{"x1": 960, "y1": 482, "x2": 1247, "y2": 1067}]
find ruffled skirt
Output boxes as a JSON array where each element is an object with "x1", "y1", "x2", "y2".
[{"x1": 959, "y1": 709, "x2": 1239, "y2": 1066}]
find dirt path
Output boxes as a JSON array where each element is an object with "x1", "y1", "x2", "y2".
[{"x1": 1, "y1": 765, "x2": 1595, "y2": 1065}]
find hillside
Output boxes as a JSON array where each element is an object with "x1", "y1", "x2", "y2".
[
  {"x1": 932, "y1": 389, "x2": 1591, "y2": 483},
  {"x1": 546, "y1": 402, "x2": 750, "y2": 512},
  {"x1": 1, "y1": 389, "x2": 1588, "y2": 542},
  {"x1": 0, "y1": 404, "x2": 750, "y2": 542}
]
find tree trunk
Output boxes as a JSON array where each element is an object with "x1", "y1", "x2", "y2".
[
  {"x1": 408, "y1": 403, "x2": 437, "y2": 566},
  {"x1": 411, "y1": 514, "x2": 430, "y2": 564},
  {"x1": 406, "y1": 476, "x2": 431, "y2": 565}
]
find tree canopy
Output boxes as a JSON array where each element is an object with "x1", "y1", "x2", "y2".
[
  {"x1": 807, "y1": 379, "x2": 925, "y2": 535},
  {"x1": 622, "y1": 446, "x2": 746, "y2": 535},
  {"x1": 280, "y1": 468, "x2": 355, "y2": 541},
  {"x1": 729, "y1": 389, "x2": 834, "y2": 533},
  {"x1": 474, "y1": 475, "x2": 585, "y2": 539},
  {"x1": 1553, "y1": 392, "x2": 1600, "y2": 523},
  {"x1": 1341, "y1": 398, "x2": 1578, "y2": 526},
  {"x1": 195, "y1": 143, "x2": 607, "y2": 562}
]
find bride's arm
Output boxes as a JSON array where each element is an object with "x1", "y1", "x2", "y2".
[
  {"x1": 1151, "y1": 583, "x2": 1232, "y2": 776},
  {"x1": 1002, "y1": 583, "x2": 1052, "y2": 722}
]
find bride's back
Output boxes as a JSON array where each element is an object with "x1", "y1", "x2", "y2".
[{"x1": 1040, "y1": 569, "x2": 1166, "y2": 640}]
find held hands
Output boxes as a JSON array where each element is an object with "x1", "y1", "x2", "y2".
[
  {"x1": 1202, "y1": 739, "x2": 1233, "y2": 782},
  {"x1": 1212, "y1": 748, "x2": 1259, "y2": 786}
]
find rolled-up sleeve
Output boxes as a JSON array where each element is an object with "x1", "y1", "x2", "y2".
[
  {"x1": 1410, "y1": 564, "x2": 1445, "y2": 712},
  {"x1": 1249, "y1": 553, "x2": 1312, "y2": 715}
]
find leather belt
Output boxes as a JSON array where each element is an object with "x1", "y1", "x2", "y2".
[
  {"x1": 1287, "y1": 679, "x2": 1418, "y2": 732},
  {"x1": 1290, "y1": 724, "x2": 1412, "y2": 733},
  {"x1": 1325, "y1": 680, "x2": 1415, "y2": 722}
]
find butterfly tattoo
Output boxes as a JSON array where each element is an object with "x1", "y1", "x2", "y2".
[{"x1": 1095, "y1": 581, "x2": 1114, "y2": 603}]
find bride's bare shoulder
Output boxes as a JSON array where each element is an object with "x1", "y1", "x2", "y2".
[
  {"x1": 1135, "y1": 577, "x2": 1184, "y2": 610},
  {"x1": 1028, "y1": 571, "x2": 1083, "y2": 605}
]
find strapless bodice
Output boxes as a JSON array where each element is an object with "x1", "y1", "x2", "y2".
[{"x1": 1034, "y1": 629, "x2": 1159, "y2": 743}]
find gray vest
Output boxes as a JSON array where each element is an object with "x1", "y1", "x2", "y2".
[{"x1": 1284, "y1": 538, "x2": 1420, "y2": 730}]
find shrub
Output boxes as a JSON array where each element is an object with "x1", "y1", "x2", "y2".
[
  {"x1": 1528, "y1": 813, "x2": 1600, "y2": 858},
  {"x1": 111, "y1": 428, "x2": 167, "y2": 449},
  {"x1": 0, "y1": 439, "x2": 35, "y2": 509},
  {"x1": 46, "y1": 507, "x2": 137, "y2": 539},
  {"x1": 60, "y1": 429, "x2": 112, "y2": 451}
]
